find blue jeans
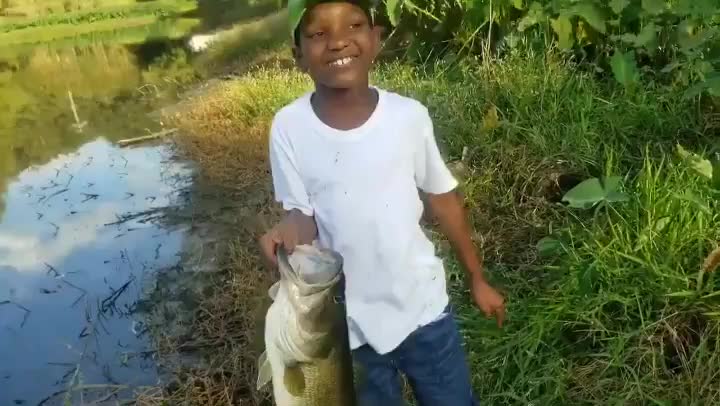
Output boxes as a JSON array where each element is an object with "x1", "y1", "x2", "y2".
[{"x1": 352, "y1": 305, "x2": 479, "y2": 406}]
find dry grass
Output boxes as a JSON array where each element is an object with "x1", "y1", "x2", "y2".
[
  {"x1": 135, "y1": 63, "x2": 311, "y2": 406},
  {"x1": 136, "y1": 207, "x2": 284, "y2": 405},
  {"x1": 166, "y1": 66, "x2": 310, "y2": 189}
]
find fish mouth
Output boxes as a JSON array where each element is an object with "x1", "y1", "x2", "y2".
[{"x1": 276, "y1": 244, "x2": 343, "y2": 292}]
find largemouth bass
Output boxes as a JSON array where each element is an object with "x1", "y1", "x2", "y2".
[{"x1": 257, "y1": 244, "x2": 357, "y2": 406}]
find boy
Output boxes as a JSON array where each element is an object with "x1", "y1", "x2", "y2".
[{"x1": 259, "y1": 0, "x2": 506, "y2": 404}]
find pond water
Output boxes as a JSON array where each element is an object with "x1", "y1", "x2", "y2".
[{"x1": 0, "y1": 15, "x2": 205, "y2": 406}]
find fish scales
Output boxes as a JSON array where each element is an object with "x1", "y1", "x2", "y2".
[{"x1": 257, "y1": 244, "x2": 357, "y2": 406}]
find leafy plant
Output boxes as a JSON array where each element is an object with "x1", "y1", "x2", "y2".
[
  {"x1": 562, "y1": 175, "x2": 630, "y2": 209},
  {"x1": 382, "y1": 0, "x2": 720, "y2": 94}
]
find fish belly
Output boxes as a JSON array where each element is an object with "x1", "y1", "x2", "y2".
[{"x1": 264, "y1": 292, "x2": 356, "y2": 405}]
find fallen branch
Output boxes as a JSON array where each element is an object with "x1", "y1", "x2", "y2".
[{"x1": 117, "y1": 128, "x2": 178, "y2": 147}]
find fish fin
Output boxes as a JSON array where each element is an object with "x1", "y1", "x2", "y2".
[
  {"x1": 268, "y1": 282, "x2": 280, "y2": 301},
  {"x1": 283, "y1": 364, "x2": 306, "y2": 396},
  {"x1": 256, "y1": 350, "x2": 272, "y2": 391}
]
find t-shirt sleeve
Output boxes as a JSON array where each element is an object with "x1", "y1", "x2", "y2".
[
  {"x1": 414, "y1": 107, "x2": 459, "y2": 194},
  {"x1": 268, "y1": 117, "x2": 314, "y2": 216}
]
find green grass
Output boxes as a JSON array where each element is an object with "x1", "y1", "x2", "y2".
[
  {"x1": 0, "y1": 0, "x2": 196, "y2": 46},
  {"x1": 0, "y1": 0, "x2": 196, "y2": 32},
  {"x1": 163, "y1": 49, "x2": 720, "y2": 404},
  {"x1": 373, "y1": 55, "x2": 720, "y2": 404}
]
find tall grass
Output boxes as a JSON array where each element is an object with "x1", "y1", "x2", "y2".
[{"x1": 149, "y1": 43, "x2": 720, "y2": 404}]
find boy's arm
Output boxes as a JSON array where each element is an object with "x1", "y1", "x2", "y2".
[
  {"x1": 425, "y1": 191, "x2": 505, "y2": 327},
  {"x1": 260, "y1": 116, "x2": 317, "y2": 267},
  {"x1": 413, "y1": 106, "x2": 505, "y2": 327}
]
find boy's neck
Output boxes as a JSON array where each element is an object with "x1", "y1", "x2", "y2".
[
  {"x1": 314, "y1": 84, "x2": 373, "y2": 105},
  {"x1": 311, "y1": 84, "x2": 378, "y2": 131}
]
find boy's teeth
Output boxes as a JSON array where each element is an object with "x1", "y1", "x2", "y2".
[{"x1": 330, "y1": 57, "x2": 353, "y2": 66}]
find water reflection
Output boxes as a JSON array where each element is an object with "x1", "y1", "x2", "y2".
[
  {"x1": 0, "y1": 139, "x2": 192, "y2": 405},
  {"x1": 0, "y1": 39, "x2": 196, "y2": 220}
]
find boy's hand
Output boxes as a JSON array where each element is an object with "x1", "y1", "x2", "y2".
[
  {"x1": 470, "y1": 274, "x2": 505, "y2": 328},
  {"x1": 425, "y1": 190, "x2": 507, "y2": 328},
  {"x1": 259, "y1": 210, "x2": 317, "y2": 268}
]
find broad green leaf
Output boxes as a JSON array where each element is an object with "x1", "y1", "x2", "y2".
[
  {"x1": 609, "y1": 0, "x2": 630, "y2": 14},
  {"x1": 603, "y1": 176, "x2": 629, "y2": 202},
  {"x1": 606, "y1": 190, "x2": 630, "y2": 203},
  {"x1": 537, "y1": 237, "x2": 563, "y2": 257},
  {"x1": 562, "y1": 178, "x2": 605, "y2": 209},
  {"x1": 288, "y1": 0, "x2": 307, "y2": 37},
  {"x1": 676, "y1": 144, "x2": 713, "y2": 179},
  {"x1": 602, "y1": 176, "x2": 622, "y2": 194},
  {"x1": 518, "y1": 2, "x2": 545, "y2": 31},
  {"x1": 551, "y1": 15, "x2": 574, "y2": 50},
  {"x1": 385, "y1": 0, "x2": 402, "y2": 26},
  {"x1": 611, "y1": 49, "x2": 639, "y2": 88},
  {"x1": 635, "y1": 22, "x2": 657, "y2": 47},
  {"x1": 571, "y1": 3, "x2": 606, "y2": 34},
  {"x1": 684, "y1": 75, "x2": 720, "y2": 99},
  {"x1": 618, "y1": 33, "x2": 639, "y2": 45},
  {"x1": 513, "y1": 0, "x2": 524, "y2": 9},
  {"x1": 642, "y1": 0, "x2": 666, "y2": 15},
  {"x1": 562, "y1": 176, "x2": 629, "y2": 209}
]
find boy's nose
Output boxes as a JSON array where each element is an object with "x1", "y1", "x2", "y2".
[{"x1": 327, "y1": 31, "x2": 350, "y2": 51}]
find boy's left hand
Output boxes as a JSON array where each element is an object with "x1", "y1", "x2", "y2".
[{"x1": 470, "y1": 274, "x2": 505, "y2": 328}]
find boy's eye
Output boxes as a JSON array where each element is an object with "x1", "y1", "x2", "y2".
[
  {"x1": 311, "y1": 31, "x2": 325, "y2": 39},
  {"x1": 350, "y1": 22, "x2": 363, "y2": 30}
]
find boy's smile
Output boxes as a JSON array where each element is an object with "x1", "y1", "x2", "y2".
[{"x1": 295, "y1": 1, "x2": 381, "y2": 90}]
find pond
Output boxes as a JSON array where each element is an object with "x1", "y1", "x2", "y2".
[{"x1": 0, "y1": 12, "x2": 210, "y2": 406}]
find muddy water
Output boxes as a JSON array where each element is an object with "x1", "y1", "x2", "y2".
[{"x1": 0, "y1": 22, "x2": 199, "y2": 406}]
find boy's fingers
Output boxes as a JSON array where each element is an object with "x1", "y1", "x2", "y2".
[
  {"x1": 260, "y1": 234, "x2": 279, "y2": 267},
  {"x1": 495, "y1": 305, "x2": 505, "y2": 328},
  {"x1": 283, "y1": 233, "x2": 299, "y2": 253}
]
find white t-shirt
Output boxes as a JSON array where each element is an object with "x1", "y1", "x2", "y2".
[{"x1": 268, "y1": 87, "x2": 459, "y2": 355}]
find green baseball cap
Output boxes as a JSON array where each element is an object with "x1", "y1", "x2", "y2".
[
  {"x1": 288, "y1": 0, "x2": 376, "y2": 44},
  {"x1": 288, "y1": 0, "x2": 307, "y2": 44}
]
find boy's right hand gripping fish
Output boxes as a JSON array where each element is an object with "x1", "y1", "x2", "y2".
[{"x1": 257, "y1": 244, "x2": 357, "y2": 406}]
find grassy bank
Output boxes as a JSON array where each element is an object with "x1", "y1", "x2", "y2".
[
  {"x1": 0, "y1": 0, "x2": 196, "y2": 46},
  {"x1": 146, "y1": 41, "x2": 720, "y2": 404}
]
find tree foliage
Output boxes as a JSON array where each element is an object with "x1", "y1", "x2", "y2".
[{"x1": 382, "y1": 0, "x2": 720, "y2": 93}]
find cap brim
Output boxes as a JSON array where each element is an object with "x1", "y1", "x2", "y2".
[{"x1": 288, "y1": 0, "x2": 307, "y2": 43}]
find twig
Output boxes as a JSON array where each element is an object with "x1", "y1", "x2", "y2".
[
  {"x1": 0, "y1": 300, "x2": 31, "y2": 327},
  {"x1": 116, "y1": 128, "x2": 178, "y2": 147},
  {"x1": 39, "y1": 188, "x2": 68, "y2": 204},
  {"x1": 68, "y1": 90, "x2": 88, "y2": 133},
  {"x1": 81, "y1": 193, "x2": 99, "y2": 202},
  {"x1": 45, "y1": 263, "x2": 60, "y2": 277},
  {"x1": 48, "y1": 222, "x2": 60, "y2": 237},
  {"x1": 101, "y1": 277, "x2": 134, "y2": 315}
]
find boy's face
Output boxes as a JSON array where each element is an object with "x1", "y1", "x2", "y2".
[{"x1": 295, "y1": 2, "x2": 381, "y2": 90}]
